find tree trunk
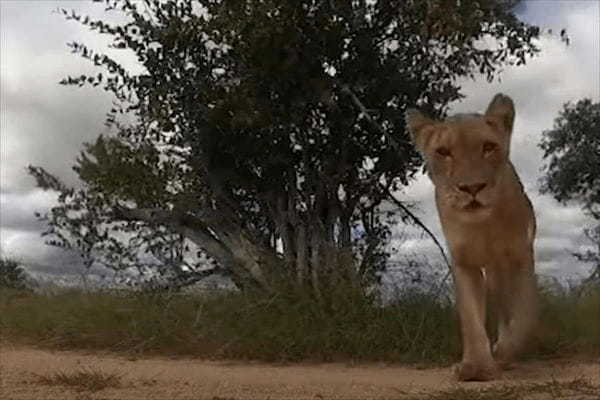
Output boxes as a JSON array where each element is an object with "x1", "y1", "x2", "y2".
[
  {"x1": 310, "y1": 226, "x2": 322, "y2": 299},
  {"x1": 296, "y1": 223, "x2": 308, "y2": 285}
]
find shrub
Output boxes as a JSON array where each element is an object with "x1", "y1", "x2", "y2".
[{"x1": 0, "y1": 257, "x2": 31, "y2": 291}]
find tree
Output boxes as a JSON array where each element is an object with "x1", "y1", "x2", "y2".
[
  {"x1": 540, "y1": 98, "x2": 600, "y2": 284},
  {"x1": 573, "y1": 226, "x2": 600, "y2": 287},
  {"x1": 30, "y1": 0, "x2": 541, "y2": 294}
]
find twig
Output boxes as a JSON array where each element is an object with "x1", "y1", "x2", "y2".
[
  {"x1": 386, "y1": 188, "x2": 452, "y2": 296},
  {"x1": 386, "y1": 189, "x2": 450, "y2": 269},
  {"x1": 339, "y1": 85, "x2": 410, "y2": 150}
]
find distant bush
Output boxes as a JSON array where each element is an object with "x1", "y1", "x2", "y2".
[{"x1": 0, "y1": 257, "x2": 31, "y2": 291}]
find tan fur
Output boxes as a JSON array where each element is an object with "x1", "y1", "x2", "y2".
[{"x1": 406, "y1": 94, "x2": 537, "y2": 381}]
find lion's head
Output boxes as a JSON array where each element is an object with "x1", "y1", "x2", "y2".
[{"x1": 405, "y1": 94, "x2": 516, "y2": 213}]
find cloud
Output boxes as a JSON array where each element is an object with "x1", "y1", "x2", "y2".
[
  {"x1": 1, "y1": 1, "x2": 140, "y2": 194},
  {"x1": 0, "y1": 188, "x2": 57, "y2": 231}
]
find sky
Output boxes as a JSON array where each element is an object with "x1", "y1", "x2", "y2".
[{"x1": 1, "y1": 0, "x2": 599, "y2": 285}]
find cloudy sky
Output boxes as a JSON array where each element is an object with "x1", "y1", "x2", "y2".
[{"x1": 1, "y1": 1, "x2": 599, "y2": 283}]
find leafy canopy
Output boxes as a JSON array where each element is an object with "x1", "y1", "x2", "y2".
[
  {"x1": 30, "y1": 0, "x2": 541, "y2": 290},
  {"x1": 540, "y1": 99, "x2": 600, "y2": 219}
]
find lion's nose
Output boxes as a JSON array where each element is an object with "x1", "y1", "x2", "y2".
[{"x1": 457, "y1": 183, "x2": 487, "y2": 196}]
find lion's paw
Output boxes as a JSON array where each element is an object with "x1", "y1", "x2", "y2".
[
  {"x1": 453, "y1": 361, "x2": 501, "y2": 381},
  {"x1": 493, "y1": 342, "x2": 516, "y2": 370}
]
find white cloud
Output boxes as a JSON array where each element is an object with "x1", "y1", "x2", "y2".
[
  {"x1": 1, "y1": 1, "x2": 142, "y2": 194},
  {"x1": 0, "y1": 189, "x2": 57, "y2": 230}
]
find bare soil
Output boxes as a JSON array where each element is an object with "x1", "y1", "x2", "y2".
[{"x1": 1, "y1": 344, "x2": 598, "y2": 399}]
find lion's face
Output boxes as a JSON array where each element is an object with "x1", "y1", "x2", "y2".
[
  {"x1": 406, "y1": 94, "x2": 515, "y2": 213},
  {"x1": 418, "y1": 118, "x2": 510, "y2": 211}
]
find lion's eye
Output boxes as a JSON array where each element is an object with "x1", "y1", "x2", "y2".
[
  {"x1": 436, "y1": 147, "x2": 451, "y2": 157},
  {"x1": 483, "y1": 142, "x2": 497, "y2": 154}
]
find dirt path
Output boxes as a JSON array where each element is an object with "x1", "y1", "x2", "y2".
[{"x1": 1, "y1": 345, "x2": 598, "y2": 399}]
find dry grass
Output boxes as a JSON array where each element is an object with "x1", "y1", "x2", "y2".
[
  {"x1": 0, "y1": 285, "x2": 461, "y2": 363},
  {"x1": 1, "y1": 281, "x2": 598, "y2": 364},
  {"x1": 34, "y1": 367, "x2": 123, "y2": 392},
  {"x1": 420, "y1": 378, "x2": 600, "y2": 400}
]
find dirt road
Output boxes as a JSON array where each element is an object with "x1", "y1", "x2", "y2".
[{"x1": 1, "y1": 345, "x2": 598, "y2": 399}]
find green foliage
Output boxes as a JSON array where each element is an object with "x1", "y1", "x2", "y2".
[
  {"x1": 195, "y1": 283, "x2": 460, "y2": 362},
  {"x1": 0, "y1": 257, "x2": 30, "y2": 291},
  {"x1": 540, "y1": 99, "x2": 600, "y2": 283},
  {"x1": 533, "y1": 284, "x2": 600, "y2": 357},
  {"x1": 0, "y1": 285, "x2": 458, "y2": 363},
  {"x1": 2, "y1": 281, "x2": 598, "y2": 363},
  {"x1": 540, "y1": 99, "x2": 600, "y2": 219},
  {"x1": 75, "y1": 135, "x2": 171, "y2": 208}
]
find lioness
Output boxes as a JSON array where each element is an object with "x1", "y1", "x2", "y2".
[{"x1": 406, "y1": 94, "x2": 537, "y2": 381}]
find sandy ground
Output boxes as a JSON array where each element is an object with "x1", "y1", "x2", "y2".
[{"x1": 1, "y1": 345, "x2": 599, "y2": 399}]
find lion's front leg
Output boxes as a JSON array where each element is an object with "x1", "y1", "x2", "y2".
[
  {"x1": 452, "y1": 264, "x2": 500, "y2": 381},
  {"x1": 486, "y1": 265, "x2": 513, "y2": 368},
  {"x1": 492, "y1": 253, "x2": 538, "y2": 367}
]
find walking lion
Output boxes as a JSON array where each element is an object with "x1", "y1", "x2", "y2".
[{"x1": 406, "y1": 94, "x2": 538, "y2": 381}]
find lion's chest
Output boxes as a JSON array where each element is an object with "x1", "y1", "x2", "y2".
[{"x1": 438, "y1": 205, "x2": 532, "y2": 267}]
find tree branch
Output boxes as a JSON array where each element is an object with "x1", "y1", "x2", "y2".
[
  {"x1": 386, "y1": 189, "x2": 451, "y2": 271},
  {"x1": 112, "y1": 204, "x2": 235, "y2": 269},
  {"x1": 112, "y1": 203, "x2": 274, "y2": 292},
  {"x1": 386, "y1": 189, "x2": 452, "y2": 297},
  {"x1": 339, "y1": 84, "x2": 410, "y2": 150}
]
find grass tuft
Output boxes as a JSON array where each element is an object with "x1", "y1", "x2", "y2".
[
  {"x1": 35, "y1": 367, "x2": 123, "y2": 392},
  {"x1": 421, "y1": 378, "x2": 600, "y2": 400},
  {"x1": 531, "y1": 285, "x2": 600, "y2": 358}
]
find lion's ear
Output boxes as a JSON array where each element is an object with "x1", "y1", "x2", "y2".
[
  {"x1": 405, "y1": 109, "x2": 436, "y2": 152},
  {"x1": 485, "y1": 93, "x2": 515, "y2": 134}
]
